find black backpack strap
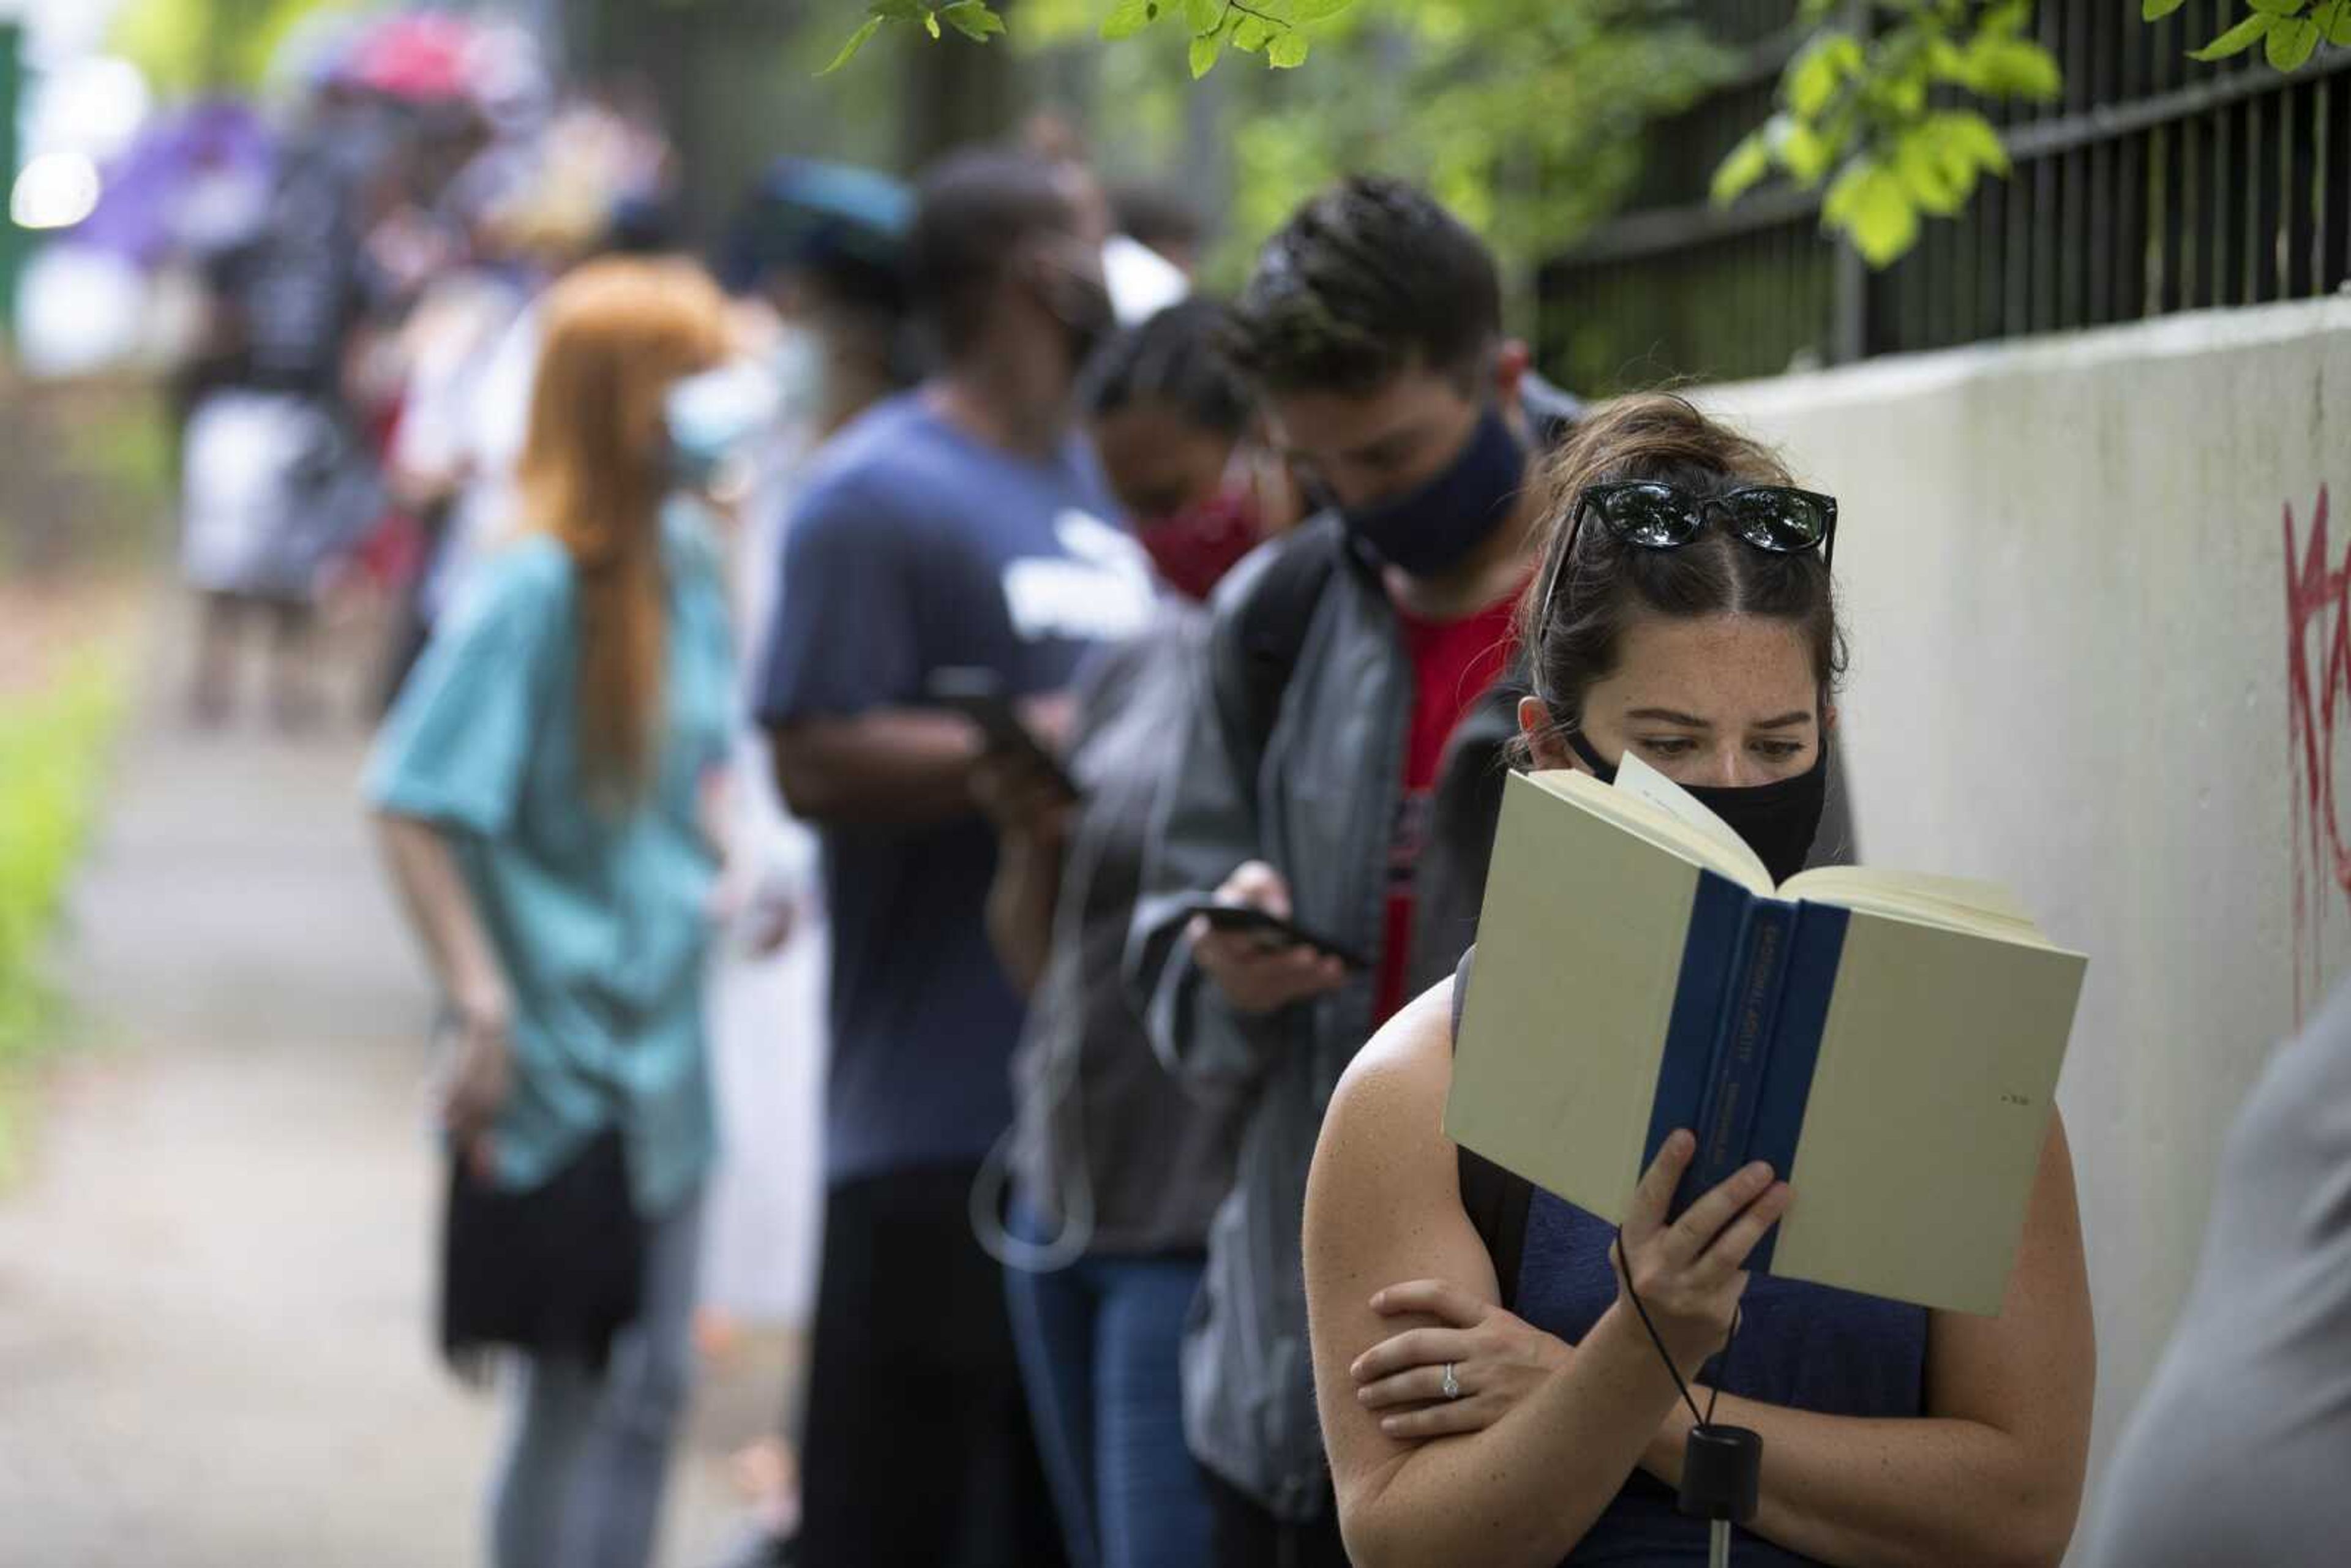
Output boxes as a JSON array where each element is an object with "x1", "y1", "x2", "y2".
[
  {"x1": 1232, "y1": 525, "x2": 1343, "y2": 760},
  {"x1": 1449, "y1": 945, "x2": 1535, "y2": 1311}
]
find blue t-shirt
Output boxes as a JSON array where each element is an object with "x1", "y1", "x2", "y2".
[
  {"x1": 367, "y1": 503, "x2": 736, "y2": 1217},
  {"x1": 756, "y1": 392, "x2": 1151, "y2": 1184}
]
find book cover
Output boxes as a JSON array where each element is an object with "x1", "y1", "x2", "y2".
[{"x1": 1444, "y1": 768, "x2": 2086, "y2": 1315}]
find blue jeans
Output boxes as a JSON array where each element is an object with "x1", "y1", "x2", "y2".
[
  {"x1": 488, "y1": 1190, "x2": 702, "y2": 1568},
  {"x1": 1003, "y1": 1212, "x2": 1212, "y2": 1568}
]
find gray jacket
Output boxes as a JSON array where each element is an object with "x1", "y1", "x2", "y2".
[
  {"x1": 1127, "y1": 515, "x2": 1522, "y2": 1519},
  {"x1": 1008, "y1": 604, "x2": 1247, "y2": 1256}
]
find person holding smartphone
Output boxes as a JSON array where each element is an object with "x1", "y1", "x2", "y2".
[
  {"x1": 967, "y1": 300, "x2": 1291, "y2": 1568},
  {"x1": 1125, "y1": 178, "x2": 1584, "y2": 1563},
  {"x1": 754, "y1": 150, "x2": 1153, "y2": 1567}
]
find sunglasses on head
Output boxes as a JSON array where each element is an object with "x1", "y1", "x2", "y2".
[{"x1": 1534, "y1": 480, "x2": 1839, "y2": 642}]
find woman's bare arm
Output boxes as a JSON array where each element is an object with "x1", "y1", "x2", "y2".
[
  {"x1": 375, "y1": 812, "x2": 504, "y2": 1018},
  {"x1": 1641, "y1": 1117, "x2": 2095, "y2": 1568},
  {"x1": 1307, "y1": 983, "x2": 1715, "y2": 1568},
  {"x1": 373, "y1": 811, "x2": 512, "y2": 1142},
  {"x1": 1313, "y1": 990, "x2": 2093, "y2": 1568}
]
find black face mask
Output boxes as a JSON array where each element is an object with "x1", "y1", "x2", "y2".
[
  {"x1": 1564, "y1": 729, "x2": 1828, "y2": 887},
  {"x1": 1336, "y1": 405, "x2": 1527, "y2": 579}
]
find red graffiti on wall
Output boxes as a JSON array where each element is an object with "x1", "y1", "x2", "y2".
[{"x1": 2285, "y1": 485, "x2": 2347, "y2": 1024}]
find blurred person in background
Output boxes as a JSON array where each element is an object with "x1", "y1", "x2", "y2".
[
  {"x1": 1018, "y1": 111, "x2": 1189, "y2": 328},
  {"x1": 379, "y1": 157, "x2": 594, "y2": 708},
  {"x1": 697, "y1": 158, "x2": 918, "y2": 1568},
  {"x1": 2077, "y1": 972, "x2": 2351, "y2": 1567},
  {"x1": 1126, "y1": 176, "x2": 1586, "y2": 1564},
  {"x1": 1110, "y1": 182, "x2": 1205, "y2": 278},
  {"x1": 754, "y1": 147, "x2": 1152, "y2": 1568},
  {"x1": 367, "y1": 258, "x2": 738, "y2": 1568},
  {"x1": 383, "y1": 101, "x2": 683, "y2": 706},
  {"x1": 970, "y1": 298, "x2": 1295, "y2": 1568},
  {"x1": 178, "y1": 97, "x2": 399, "y2": 729}
]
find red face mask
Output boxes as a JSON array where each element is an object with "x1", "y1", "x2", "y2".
[{"x1": 1136, "y1": 484, "x2": 1262, "y2": 602}]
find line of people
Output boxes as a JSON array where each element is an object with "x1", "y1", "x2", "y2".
[{"x1": 364, "y1": 130, "x2": 2114, "y2": 1568}]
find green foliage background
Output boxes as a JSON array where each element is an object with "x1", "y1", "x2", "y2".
[{"x1": 0, "y1": 662, "x2": 124, "y2": 1183}]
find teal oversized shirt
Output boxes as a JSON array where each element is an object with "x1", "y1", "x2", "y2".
[{"x1": 367, "y1": 504, "x2": 734, "y2": 1215}]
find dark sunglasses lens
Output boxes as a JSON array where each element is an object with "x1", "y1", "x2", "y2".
[
  {"x1": 1600, "y1": 484, "x2": 1695, "y2": 547},
  {"x1": 1727, "y1": 490, "x2": 1828, "y2": 553}
]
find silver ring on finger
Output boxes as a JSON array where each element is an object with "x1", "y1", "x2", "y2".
[{"x1": 1441, "y1": 1362, "x2": 1461, "y2": 1400}]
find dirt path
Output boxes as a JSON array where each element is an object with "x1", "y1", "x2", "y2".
[{"x1": 0, "y1": 663, "x2": 758, "y2": 1567}]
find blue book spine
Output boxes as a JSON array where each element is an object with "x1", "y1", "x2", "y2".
[
  {"x1": 1642, "y1": 871, "x2": 1758, "y2": 1214},
  {"x1": 1684, "y1": 900, "x2": 1798, "y2": 1207},
  {"x1": 1741, "y1": 901, "x2": 1850, "y2": 1274}
]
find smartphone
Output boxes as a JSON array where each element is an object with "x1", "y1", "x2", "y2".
[
  {"x1": 1181, "y1": 899, "x2": 1369, "y2": 971},
  {"x1": 924, "y1": 667, "x2": 1083, "y2": 803}
]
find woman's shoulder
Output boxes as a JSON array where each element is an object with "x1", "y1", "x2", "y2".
[
  {"x1": 470, "y1": 532, "x2": 574, "y2": 607},
  {"x1": 1307, "y1": 975, "x2": 1482, "y2": 1278},
  {"x1": 429, "y1": 533, "x2": 571, "y2": 647},
  {"x1": 1324, "y1": 977, "x2": 1459, "y2": 1155}
]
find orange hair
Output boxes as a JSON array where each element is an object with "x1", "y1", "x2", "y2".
[{"x1": 516, "y1": 257, "x2": 730, "y2": 804}]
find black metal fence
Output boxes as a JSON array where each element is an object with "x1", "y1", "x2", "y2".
[{"x1": 1537, "y1": 0, "x2": 2351, "y2": 394}]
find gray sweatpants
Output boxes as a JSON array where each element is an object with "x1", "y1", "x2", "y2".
[{"x1": 487, "y1": 1190, "x2": 703, "y2": 1568}]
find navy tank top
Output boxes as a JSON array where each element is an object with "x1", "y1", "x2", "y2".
[{"x1": 1513, "y1": 1190, "x2": 1930, "y2": 1564}]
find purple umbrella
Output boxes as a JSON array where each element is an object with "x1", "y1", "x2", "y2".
[{"x1": 73, "y1": 100, "x2": 276, "y2": 271}]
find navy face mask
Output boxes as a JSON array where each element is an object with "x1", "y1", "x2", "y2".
[
  {"x1": 1563, "y1": 727, "x2": 1828, "y2": 887},
  {"x1": 1337, "y1": 405, "x2": 1527, "y2": 579}
]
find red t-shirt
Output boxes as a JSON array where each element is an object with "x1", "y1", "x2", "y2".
[{"x1": 1374, "y1": 588, "x2": 1523, "y2": 1024}]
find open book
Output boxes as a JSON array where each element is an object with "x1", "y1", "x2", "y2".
[{"x1": 1444, "y1": 755, "x2": 2086, "y2": 1315}]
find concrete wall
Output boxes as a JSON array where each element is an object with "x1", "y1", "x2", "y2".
[{"x1": 1700, "y1": 295, "x2": 2351, "y2": 1521}]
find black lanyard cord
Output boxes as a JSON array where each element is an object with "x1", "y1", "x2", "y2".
[{"x1": 1611, "y1": 1228, "x2": 1741, "y2": 1430}]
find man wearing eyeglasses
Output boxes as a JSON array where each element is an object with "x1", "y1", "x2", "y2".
[{"x1": 1126, "y1": 176, "x2": 1578, "y2": 1566}]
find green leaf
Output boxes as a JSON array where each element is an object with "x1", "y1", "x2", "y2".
[
  {"x1": 1291, "y1": 0, "x2": 1354, "y2": 17},
  {"x1": 1883, "y1": 65, "x2": 1930, "y2": 116},
  {"x1": 1100, "y1": 0, "x2": 1155, "y2": 39},
  {"x1": 1788, "y1": 32, "x2": 1863, "y2": 118},
  {"x1": 1185, "y1": 0, "x2": 1222, "y2": 31},
  {"x1": 1234, "y1": 14, "x2": 1272, "y2": 49},
  {"x1": 1978, "y1": 0, "x2": 2032, "y2": 40},
  {"x1": 1712, "y1": 132, "x2": 1772, "y2": 205},
  {"x1": 2143, "y1": 0, "x2": 2189, "y2": 17},
  {"x1": 2267, "y1": 13, "x2": 2322, "y2": 62},
  {"x1": 940, "y1": 1, "x2": 1007, "y2": 40},
  {"x1": 1267, "y1": 27, "x2": 1310, "y2": 66},
  {"x1": 1930, "y1": 110, "x2": 2011, "y2": 177},
  {"x1": 1770, "y1": 116, "x2": 1835, "y2": 186},
  {"x1": 1189, "y1": 24, "x2": 1226, "y2": 75},
  {"x1": 2326, "y1": 0, "x2": 2351, "y2": 42},
  {"x1": 2245, "y1": 0, "x2": 2306, "y2": 15},
  {"x1": 2192, "y1": 10, "x2": 2276, "y2": 56},
  {"x1": 924, "y1": 10, "x2": 941, "y2": 36},
  {"x1": 1824, "y1": 161, "x2": 1919, "y2": 268},
  {"x1": 820, "y1": 15, "x2": 885, "y2": 73},
  {"x1": 1894, "y1": 130, "x2": 1965, "y2": 216},
  {"x1": 1965, "y1": 37, "x2": 2063, "y2": 98}
]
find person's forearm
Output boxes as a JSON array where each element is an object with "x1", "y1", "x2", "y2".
[
  {"x1": 985, "y1": 838, "x2": 1062, "y2": 996},
  {"x1": 374, "y1": 814, "x2": 505, "y2": 1012},
  {"x1": 769, "y1": 711, "x2": 978, "y2": 826},
  {"x1": 1644, "y1": 1391, "x2": 2074, "y2": 1568},
  {"x1": 1340, "y1": 1304, "x2": 1682, "y2": 1568}
]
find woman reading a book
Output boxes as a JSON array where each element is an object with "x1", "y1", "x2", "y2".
[{"x1": 1301, "y1": 394, "x2": 2094, "y2": 1567}]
